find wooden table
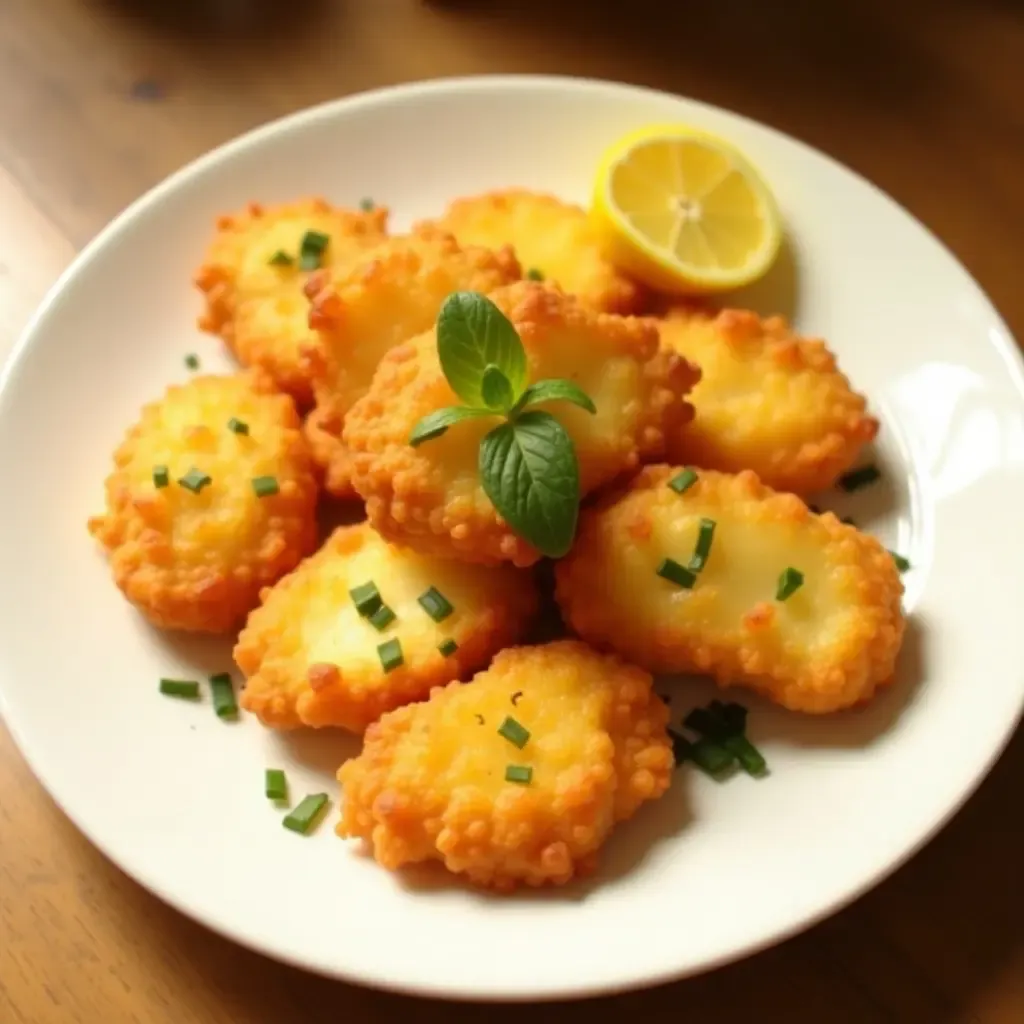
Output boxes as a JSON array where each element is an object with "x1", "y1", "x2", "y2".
[{"x1": 1, "y1": 1, "x2": 1022, "y2": 1020}]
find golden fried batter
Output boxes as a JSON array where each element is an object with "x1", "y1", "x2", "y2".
[
  {"x1": 88, "y1": 372, "x2": 318, "y2": 633},
  {"x1": 194, "y1": 198, "x2": 389, "y2": 404},
  {"x1": 235, "y1": 523, "x2": 538, "y2": 731},
  {"x1": 659, "y1": 306, "x2": 878, "y2": 494},
  {"x1": 555, "y1": 467, "x2": 905, "y2": 713},
  {"x1": 344, "y1": 281, "x2": 700, "y2": 567},
  {"x1": 300, "y1": 228, "x2": 521, "y2": 497},
  {"x1": 337, "y1": 640, "x2": 673, "y2": 891},
  {"x1": 416, "y1": 189, "x2": 645, "y2": 314}
]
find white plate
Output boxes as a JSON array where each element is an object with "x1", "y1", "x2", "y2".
[{"x1": 1, "y1": 75, "x2": 1022, "y2": 1002}]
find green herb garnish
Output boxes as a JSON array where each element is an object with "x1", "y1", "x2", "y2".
[
  {"x1": 252, "y1": 475, "x2": 279, "y2": 497},
  {"x1": 298, "y1": 230, "x2": 330, "y2": 271},
  {"x1": 418, "y1": 586, "x2": 453, "y2": 623},
  {"x1": 505, "y1": 764, "x2": 533, "y2": 784},
  {"x1": 178, "y1": 468, "x2": 211, "y2": 494},
  {"x1": 153, "y1": 465, "x2": 169, "y2": 488},
  {"x1": 837, "y1": 464, "x2": 880, "y2": 492},
  {"x1": 525, "y1": 268, "x2": 544, "y2": 281},
  {"x1": 407, "y1": 292, "x2": 597, "y2": 558},
  {"x1": 227, "y1": 417, "x2": 249, "y2": 435},
  {"x1": 688, "y1": 517, "x2": 716, "y2": 572},
  {"x1": 359, "y1": 197, "x2": 375, "y2": 212},
  {"x1": 350, "y1": 581, "x2": 382, "y2": 617},
  {"x1": 209, "y1": 672, "x2": 238, "y2": 719},
  {"x1": 497, "y1": 715, "x2": 530, "y2": 749},
  {"x1": 265, "y1": 769, "x2": 288, "y2": 801},
  {"x1": 775, "y1": 567, "x2": 804, "y2": 601},
  {"x1": 268, "y1": 250, "x2": 294, "y2": 267},
  {"x1": 438, "y1": 638, "x2": 458, "y2": 657},
  {"x1": 159, "y1": 678, "x2": 199, "y2": 699},
  {"x1": 378, "y1": 638, "x2": 403, "y2": 673},
  {"x1": 684, "y1": 705, "x2": 766, "y2": 777},
  {"x1": 671, "y1": 730, "x2": 735, "y2": 776},
  {"x1": 369, "y1": 604, "x2": 396, "y2": 631},
  {"x1": 890, "y1": 551, "x2": 911, "y2": 572},
  {"x1": 282, "y1": 793, "x2": 329, "y2": 834},
  {"x1": 668, "y1": 468, "x2": 698, "y2": 494},
  {"x1": 184, "y1": 353, "x2": 199, "y2": 370},
  {"x1": 657, "y1": 557, "x2": 697, "y2": 590}
]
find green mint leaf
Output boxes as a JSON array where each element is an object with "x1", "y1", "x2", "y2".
[
  {"x1": 409, "y1": 405, "x2": 492, "y2": 447},
  {"x1": 513, "y1": 378, "x2": 596, "y2": 416},
  {"x1": 481, "y1": 364, "x2": 515, "y2": 412},
  {"x1": 437, "y1": 291, "x2": 527, "y2": 408},
  {"x1": 479, "y1": 410, "x2": 580, "y2": 558}
]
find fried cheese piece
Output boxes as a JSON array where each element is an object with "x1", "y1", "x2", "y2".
[
  {"x1": 301, "y1": 228, "x2": 522, "y2": 497},
  {"x1": 344, "y1": 281, "x2": 700, "y2": 567},
  {"x1": 659, "y1": 306, "x2": 879, "y2": 494},
  {"x1": 337, "y1": 640, "x2": 673, "y2": 891},
  {"x1": 415, "y1": 188, "x2": 645, "y2": 314},
  {"x1": 194, "y1": 198, "x2": 389, "y2": 404},
  {"x1": 88, "y1": 372, "x2": 318, "y2": 633},
  {"x1": 555, "y1": 467, "x2": 905, "y2": 713},
  {"x1": 235, "y1": 523, "x2": 538, "y2": 731}
]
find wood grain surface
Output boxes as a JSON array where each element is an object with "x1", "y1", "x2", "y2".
[{"x1": 0, "y1": 1, "x2": 1022, "y2": 1021}]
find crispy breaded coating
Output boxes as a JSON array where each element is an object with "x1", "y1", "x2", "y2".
[
  {"x1": 88, "y1": 372, "x2": 318, "y2": 633},
  {"x1": 301, "y1": 228, "x2": 521, "y2": 497},
  {"x1": 555, "y1": 467, "x2": 905, "y2": 713},
  {"x1": 344, "y1": 281, "x2": 700, "y2": 567},
  {"x1": 235, "y1": 523, "x2": 538, "y2": 731},
  {"x1": 337, "y1": 640, "x2": 673, "y2": 891},
  {"x1": 194, "y1": 198, "x2": 389, "y2": 404},
  {"x1": 659, "y1": 306, "x2": 879, "y2": 494},
  {"x1": 416, "y1": 189, "x2": 645, "y2": 314}
]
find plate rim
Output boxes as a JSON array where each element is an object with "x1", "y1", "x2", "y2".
[{"x1": 1, "y1": 73, "x2": 1023, "y2": 1002}]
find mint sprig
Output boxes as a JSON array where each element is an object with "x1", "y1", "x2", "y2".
[{"x1": 408, "y1": 290, "x2": 597, "y2": 558}]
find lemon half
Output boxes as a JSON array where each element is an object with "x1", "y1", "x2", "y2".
[{"x1": 590, "y1": 125, "x2": 783, "y2": 294}]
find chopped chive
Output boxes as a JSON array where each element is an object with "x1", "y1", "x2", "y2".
[
  {"x1": 709, "y1": 699, "x2": 748, "y2": 733},
  {"x1": 525, "y1": 267, "x2": 544, "y2": 281},
  {"x1": 668, "y1": 468, "x2": 698, "y2": 494},
  {"x1": 153, "y1": 465, "x2": 169, "y2": 488},
  {"x1": 438, "y1": 638, "x2": 458, "y2": 657},
  {"x1": 417, "y1": 586, "x2": 454, "y2": 623},
  {"x1": 368, "y1": 603, "x2": 396, "y2": 631},
  {"x1": 775, "y1": 567, "x2": 804, "y2": 601},
  {"x1": 359, "y1": 197, "x2": 375, "y2": 211},
  {"x1": 657, "y1": 557, "x2": 697, "y2": 590},
  {"x1": 890, "y1": 551, "x2": 911, "y2": 573},
  {"x1": 687, "y1": 517, "x2": 717, "y2": 572},
  {"x1": 298, "y1": 230, "x2": 330, "y2": 271},
  {"x1": 282, "y1": 793, "x2": 329, "y2": 835},
  {"x1": 669, "y1": 728, "x2": 692, "y2": 767},
  {"x1": 688, "y1": 736, "x2": 736, "y2": 776},
  {"x1": 378, "y1": 638, "x2": 403, "y2": 673},
  {"x1": 252, "y1": 475, "x2": 279, "y2": 498},
  {"x1": 178, "y1": 468, "x2": 212, "y2": 494},
  {"x1": 265, "y1": 768, "x2": 288, "y2": 801},
  {"x1": 505, "y1": 764, "x2": 533, "y2": 784},
  {"x1": 684, "y1": 706, "x2": 766, "y2": 776},
  {"x1": 837, "y1": 464, "x2": 880, "y2": 492},
  {"x1": 209, "y1": 672, "x2": 238, "y2": 719},
  {"x1": 159, "y1": 678, "x2": 200, "y2": 699},
  {"x1": 350, "y1": 581, "x2": 382, "y2": 617},
  {"x1": 184, "y1": 353, "x2": 200, "y2": 370},
  {"x1": 497, "y1": 716, "x2": 530, "y2": 749},
  {"x1": 227, "y1": 417, "x2": 249, "y2": 435},
  {"x1": 268, "y1": 249, "x2": 294, "y2": 267}
]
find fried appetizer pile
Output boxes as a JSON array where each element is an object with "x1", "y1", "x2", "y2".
[
  {"x1": 344, "y1": 281, "x2": 700, "y2": 567},
  {"x1": 659, "y1": 307, "x2": 878, "y2": 494},
  {"x1": 194, "y1": 199, "x2": 390, "y2": 404},
  {"x1": 416, "y1": 188, "x2": 644, "y2": 314},
  {"x1": 337, "y1": 640, "x2": 673, "y2": 890},
  {"x1": 235, "y1": 523, "x2": 538, "y2": 731},
  {"x1": 301, "y1": 229, "x2": 522, "y2": 496},
  {"x1": 556, "y1": 467, "x2": 905, "y2": 713},
  {"x1": 88, "y1": 372, "x2": 318, "y2": 633}
]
